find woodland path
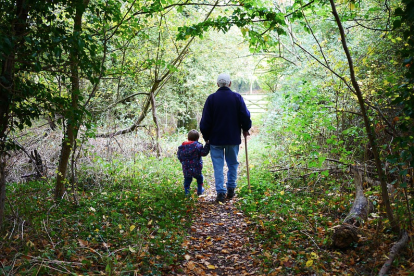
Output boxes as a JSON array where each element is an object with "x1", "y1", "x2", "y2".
[{"x1": 177, "y1": 162, "x2": 264, "y2": 275}]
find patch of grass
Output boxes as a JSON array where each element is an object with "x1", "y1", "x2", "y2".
[
  {"x1": 1, "y1": 155, "x2": 194, "y2": 275},
  {"x1": 235, "y1": 134, "x2": 413, "y2": 275},
  {"x1": 237, "y1": 167, "x2": 355, "y2": 274}
]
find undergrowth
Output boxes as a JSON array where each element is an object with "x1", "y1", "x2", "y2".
[
  {"x1": 236, "y1": 134, "x2": 414, "y2": 275},
  {"x1": 1, "y1": 155, "x2": 194, "y2": 275}
]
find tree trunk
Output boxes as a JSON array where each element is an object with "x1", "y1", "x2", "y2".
[
  {"x1": 150, "y1": 88, "x2": 161, "y2": 157},
  {"x1": 329, "y1": 0, "x2": 399, "y2": 232},
  {"x1": 0, "y1": 155, "x2": 6, "y2": 228},
  {"x1": 0, "y1": 0, "x2": 29, "y2": 228},
  {"x1": 332, "y1": 167, "x2": 373, "y2": 248},
  {"x1": 55, "y1": 0, "x2": 89, "y2": 200}
]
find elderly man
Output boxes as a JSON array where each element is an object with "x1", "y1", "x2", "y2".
[{"x1": 200, "y1": 73, "x2": 252, "y2": 203}]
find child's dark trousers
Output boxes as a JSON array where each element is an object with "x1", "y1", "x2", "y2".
[{"x1": 184, "y1": 175, "x2": 204, "y2": 195}]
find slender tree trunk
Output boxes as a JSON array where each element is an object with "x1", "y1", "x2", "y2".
[
  {"x1": 329, "y1": 0, "x2": 399, "y2": 232},
  {"x1": 55, "y1": 0, "x2": 89, "y2": 199},
  {"x1": 150, "y1": 88, "x2": 161, "y2": 157},
  {"x1": 0, "y1": 155, "x2": 6, "y2": 228},
  {"x1": 0, "y1": 0, "x2": 29, "y2": 228},
  {"x1": 0, "y1": 57, "x2": 12, "y2": 227}
]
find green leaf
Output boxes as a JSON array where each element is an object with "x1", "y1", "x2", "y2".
[{"x1": 393, "y1": 20, "x2": 401, "y2": 29}]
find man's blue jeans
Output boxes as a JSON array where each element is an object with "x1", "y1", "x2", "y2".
[
  {"x1": 184, "y1": 175, "x2": 204, "y2": 195},
  {"x1": 210, "y1": 145, "x2": 239, "y2": 194}
]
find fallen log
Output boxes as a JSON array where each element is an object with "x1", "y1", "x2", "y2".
[
  {"x1": 378, "y1": 231, "x2": 409, "y2": 276},
  {"x1": 332, "y1": 166, "x2": 373, "y2": 248}
]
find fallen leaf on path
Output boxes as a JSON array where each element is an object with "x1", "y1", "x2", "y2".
[{"x1": 187, "y1": 261, "x2": 195, "y2": 270}]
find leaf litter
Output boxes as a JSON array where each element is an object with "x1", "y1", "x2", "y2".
[{"x1": 177, "y1": 183, "x2": 263, "y2": 275}]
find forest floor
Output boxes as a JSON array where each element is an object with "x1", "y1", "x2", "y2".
[
  {"x1": 2, "y1": 124, "x2": 414, "y2": 275},
  {"x1": 177, "y1": 183, "x2": 263, "y2": 275}
]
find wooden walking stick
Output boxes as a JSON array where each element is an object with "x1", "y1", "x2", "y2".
[{"x1": 244, "y1": 135, "x2": 251, "y2": 191}]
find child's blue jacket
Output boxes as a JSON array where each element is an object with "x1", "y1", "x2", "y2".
[{"x1": 177, "y1": 141, "x2": 210, "y2": 177}]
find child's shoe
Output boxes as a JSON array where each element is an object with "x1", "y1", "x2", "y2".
[
  {"x1": 197, "y1": 187, "x2": 205, "y2": 196},
  {"x1": 197, "y1": 183, "x2": 204, "y2": 196}
]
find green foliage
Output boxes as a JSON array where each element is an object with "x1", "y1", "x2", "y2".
[
  {"x1": 0, "y1": 0, "x2": 72, "y2": 138},
  {"x1": 236, "y1": 133, "x2": 412, "y2": 274},
  {"x1": 4, "y1": 155, "x2": 193, "y2": 274},
  {"x1": 235, "y1": 136, "x2": 355, "y2": 273},
  {"x1": 177, "y1": 2, "x2": 286, "y2": 51}
]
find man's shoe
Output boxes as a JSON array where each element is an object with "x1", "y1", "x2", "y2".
[
  {"x1": 215, "y1": 193, "x2": 226, "y2": 203},
  {"x1": 227, "y1": 188, "x2": 235, "y2": 199}
]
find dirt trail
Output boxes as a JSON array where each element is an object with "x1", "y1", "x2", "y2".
[{"x1": 177, "y1": 182, "x2": 263, "y2": 275}]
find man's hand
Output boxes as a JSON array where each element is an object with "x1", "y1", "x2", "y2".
[{"x1": 243, "y1": 131, "x2": 250, "y2": 138}]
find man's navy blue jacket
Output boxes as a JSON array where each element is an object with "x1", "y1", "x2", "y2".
[{"x1": 200, "y1": 86, "x2": 252, "y2": 145}]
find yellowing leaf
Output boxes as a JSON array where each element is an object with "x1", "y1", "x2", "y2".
[
  {"x1": 311, "y1": 252, "x2": 319, "y2": 259},
  {"x1": 241, "y1": 27, "x2": 249, "y2": 36},
  {"x1": 148, "y1": 220, "x2": 153, "y2": 226},
  {"x1": 129, "y1": 246, "x2": 136, "y2": 253},
  {"x1": 130, "y1": 225, "x2": 136, "y2": 232},
  {"x1": 260, "y1": 220, "x2": 265, "y2": 229},
  {"x1": 306, "y1": 259, "x2": 313, "y2": 267},
  {"x1": 280, "y1": 191, "x2": 285, "y2": 195},
  {"x1": 26, "y1": 240, "x2": 35, "y2": 247},
  {"x1": 118, "y1": 224, "x2": 122, "y2": 229},
  {"x1": 207, "y1": 264, "x2": 216, "y2": 269}
]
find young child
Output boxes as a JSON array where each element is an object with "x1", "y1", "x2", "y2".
[{"x1": 177, "y1": 129, "x2": 210, "y2": 196}]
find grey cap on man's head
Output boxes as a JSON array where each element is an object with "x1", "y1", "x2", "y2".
[{"x1": 217, "y1": 73, "x2": 231, "y2": 87}]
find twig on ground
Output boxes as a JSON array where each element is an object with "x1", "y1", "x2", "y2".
[
  {"x1": 29, "y1": 258, "x2": 83, "y2": 266},
  {"x1": 35, "y1": 260, "x2": 44, "y2": 276},
  {"x1": 378, "y1": 231, "x2": 409, "y2": 276},
  {"x1": 300, "y1": 230, "x2": 321, "y2": 250},
  {"x1": 9, "y1": 218, "x2": 16, "y2": 239},
  {"x1": 21, "y1": 220, "x2": 25, "y2": 240},
  {"x1": 42, "y1": 219, "x2": 56, "y2": 248}
]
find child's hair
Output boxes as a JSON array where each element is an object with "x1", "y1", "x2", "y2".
[{"x1": 188, "y1": 129, "x2": 199, "y2": 141}]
